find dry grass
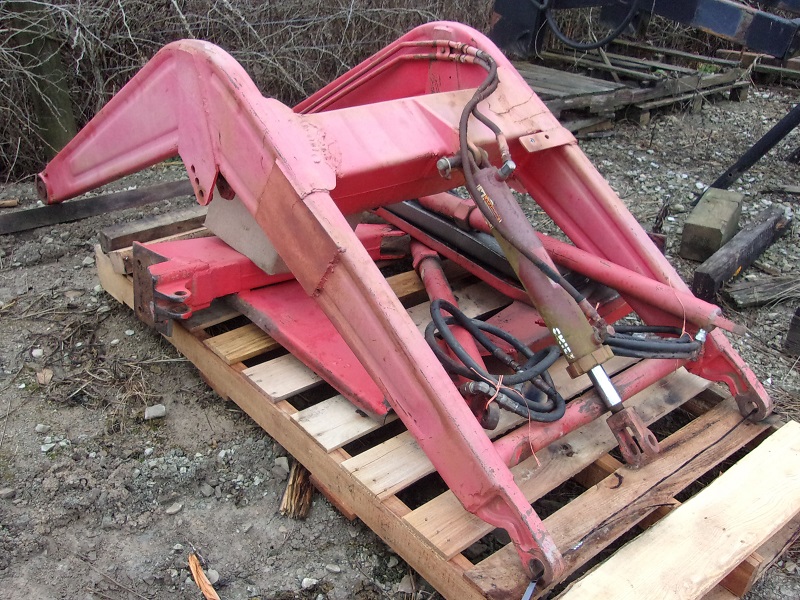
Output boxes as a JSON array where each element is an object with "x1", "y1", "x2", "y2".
[{"x1": 0, "y1": 0, "x2": 491, "y2": 180}]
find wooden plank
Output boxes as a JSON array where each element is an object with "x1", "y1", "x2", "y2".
[
  {"x1": 466, "y1": 398, "x2": 778, "y2": 598},
  {"x1": 292, "y1": 394, "x2": 398, "y2": 452},
  {"x1": 724, "y1": 276, "x2": 799, "y2": 308},
  {"x1": 405, "y1": 369, "x2": 709, "y2": 560},
  {"x1": 570, "y1": 451, "x2": 779, "y2": 598},
  {"x1": 0, "y1": 179, "x2": 194, "y2": 235},
  {"x1": 612, "y1": 40, "x2": 739, "y2": 68},
  {"x1": 692, "y1": 206, "x2": 793, "y2": 300},
  {"x1": 244, "y1": 354, "x2": 322, "y2": 401},
  {"x1": 715, "y1": 49, "x2": 800, "y2": 72},
  {"x1": 99, "y1": 204, "x2": 207, "y2": 251},
  {"x1": 204, "y1": 323, "x2": 281, "y2": 364},
  {"x1": 184, "y1": 300, "x2": 241, "y2": 333},
  {"x1": 542, "y1": 51, "x2": 664, "y2": 81},
  {"x1": 343, "y1": 356, "x2": 636, "y2": 500},
  {"x1": 556, "y1": 421, "x2": 800, "y2": 600}
]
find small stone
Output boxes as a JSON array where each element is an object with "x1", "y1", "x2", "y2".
[
  {"x1": 387, "y1": 556, "x2": 399, "y2": 569},
  {"x1": 199, "y1": 483, "x2": 214, "y2": 498},
  {"x1": 82, "y1": 256, "x2": 95, "y2": 266},
  {"x1": 144, "y1": 404, "x2": 166, "y2": 420},
  {"x1": 397, "y1": 574, "x2": 414, "y2": 594},
  {"x1": 0, "y1": 487, "x2": 16, "y2": 500},
  {"x1": 272, "y1": 456, "x2": 290, "y2": 481},
  {"x1": 109, "y1": 338, "x2": 120, "y2": 345},
  {"x1": 785, "y1": 560, "x2": 797, "y2": 574},
  {"x1": 143, "y1": 447, "x2": 154, "y2": 457},
  {"x1": 325, "y1": 564, "x2": 341, "y2": 574},
  {"x1": 34, "y1": 424, "x2": 51, "y2": 434},
  {"x1": 173, "y1": 543, "x2": 184, "y2": 552},
  {"x1": 165, "y1": 502, "x2": 183, "y2": 515},
  {"x1": 31, "y1": 348, "x2": 44, "y2": 358},
  {"x1": 41, "y1": 443, "x2": 56, "y2": 453},
  {"x1": 301, "y1": 578, "x2": 318, "y2": 590},
  {"x1": 206, "y1": 569, "x2": 220, "y2": 585},
  {"x1": 124, "y1": 329, "x2": 135, "y2": 336},
  {"x1": 671, "y1": 203, "x2": 686, "y2": 212}
]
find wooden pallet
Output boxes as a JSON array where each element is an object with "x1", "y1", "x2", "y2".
[
  {"x1": 516, "y1": 42, "x2": 749, "y2": 131},
  {"x1": 95, "y1": 226, "x2": 800, "y2": 600}
]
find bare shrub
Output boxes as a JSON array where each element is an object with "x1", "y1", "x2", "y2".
[{"x1": 1, "y1": 1, "x2": 491, "y2": 180}]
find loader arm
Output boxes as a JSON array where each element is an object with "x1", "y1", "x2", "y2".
[{"x1": 38, "y1": 21, "x2": 771, "y2": 584}]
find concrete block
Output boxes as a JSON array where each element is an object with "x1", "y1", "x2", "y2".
[{"x1": 679, "y1": 188, "x2": 742, "y2": 262}]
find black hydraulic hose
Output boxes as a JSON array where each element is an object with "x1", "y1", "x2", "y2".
[
  {"x1": 426, "y1": 300, "x2": 560, "y2": 385},
  {"x1": 426, "y1": 300, "x2": 566, "y2": 422},
  {"x1": 605, "y1": 325, "x2": 701, "y2": 359},
  {"x1": 537, "y1": 0, "x2": 641, "y2": 51}
]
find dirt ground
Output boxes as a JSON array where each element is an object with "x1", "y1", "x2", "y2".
[{"x1": 1, "y1": 81, "x2": 799, "y2": 600}]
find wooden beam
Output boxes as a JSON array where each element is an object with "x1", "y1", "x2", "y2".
[
  {"x1": 0, "y1": 179, "x2": 194, "y2": 235},
  {"x1": 99, "y1": 204, "x2": 207, "y2": 252},
  {"x1": 692, "y1": 206, "x2": 793, "y2": 300}
]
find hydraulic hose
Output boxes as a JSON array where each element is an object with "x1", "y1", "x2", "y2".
[
  {"x1": 426, "y1": 300, "x2": 566, "y2": 422},
  {"x1": 605, "y1": 325, "x2": 702, "y2": 359}
]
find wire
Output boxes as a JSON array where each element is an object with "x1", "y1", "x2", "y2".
[
  {"x1": 536, "y1": 0, "x2": 641, "y2": 51},
  {"x1": 426, "y1": 300, "x2": 566, "y2": 422}
]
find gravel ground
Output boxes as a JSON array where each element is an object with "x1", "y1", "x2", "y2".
[{"x1": 0, "y1": 80, "x2": 798, "y2": 600}]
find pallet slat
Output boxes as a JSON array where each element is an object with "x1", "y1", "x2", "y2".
[
  {"x1": 292, "y1": 394, "x2": 398, "y2": 452},
  {"x1": 558, "y1": 421, "x2": 800, "y2": 600},
  {"x1": 244, "y1": 354, "x2": 322, "y2": 400},
  {"x1": 204, "y1": 323, "x2": 280, "y2": 364},
  {"x1": 405, "y1": 369, "x2": 709, "y2": 560}
]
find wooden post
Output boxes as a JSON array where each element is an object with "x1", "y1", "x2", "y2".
[
  {"x1": 692, "y1": 206, "x2": 793, "y2": 300},
  {"x1": 9, "y1": 1, "x2": 77, "y2": 158}
]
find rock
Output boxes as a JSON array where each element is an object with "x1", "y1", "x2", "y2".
[
  {"x1": 325, "y1": 563, "x2": 341, "y2": 574},
  {"x1": 785, "y1": 560, "x2": 797, "y2": 574},
  {"x1": 124, "y1": 329, "x2": 135, "y2": 336},
  {"x1": 387, "y1": 556, "x2": 399, "y2": 569},
  {"x1": 144, "y1": 404, "x2": 166, "y2": 420},
  {"x1": 0, "y1": 487, "x2": 16, "y2": 500},
  {"x1": 301, "y1": 578, "x2": 318, "y2": 590},
  {"x1": 397, "y1": 574, "x2": 414, "y2": 594},
  {"x1": 41, "y1": 443, "x2": 56, "y2": 453},
  {"x1": 206, "y1": 569, "x2": 220, "y2": 585},
  {"x1": 165, "y1": 502, "x2": 183, "y2": 515},
  {"x1": 109, "y1": 338, "x2": 120, "y2": 345},
  {"x1": 31, "y1": 348, "x2": 44, "y2": 358},
  {"x1": 34, "y1": 424, "x2": 51, "y2": 434},
  {"x1": 272, "y1": 456, "x2": 290, "y2": 480},
  {"x1": 82, "y1": 256, "x2": 95, "y2": 266},
  {"x1": 199, "y1": 483, "x2": 214, "y2": 498}
]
